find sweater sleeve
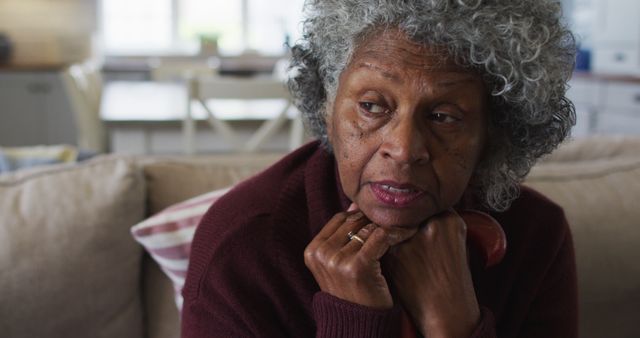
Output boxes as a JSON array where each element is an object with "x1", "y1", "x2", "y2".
[
  {"x1": 180, "y1": 218, "x2": 264, "y2": 338},
  {"x1": 182, "y1": 297, "x2": 253, "y2": 338},
  {"x1": 463, "y1": 225, "x2": 576, "y2": 338},
  {"x1": 181, "y1": 212, "x2": 295, "y2": 338},
  {"x1": 312, "y1": 292, "x2": 401, "y2": 338},
  {"x1": 515, "y1": 226, "x2": 578, "y2": 338},
  {"x1": 312, "y1": 292, "x2": 496, "y2": 338}
]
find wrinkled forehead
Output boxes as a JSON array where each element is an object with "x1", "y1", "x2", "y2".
[{"x1": 348, "y1": 28, "x2": 464, "y2": 73}]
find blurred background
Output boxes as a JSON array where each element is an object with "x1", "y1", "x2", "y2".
[{"x1": 0, "y1": 0, "x2": 639, "y2": 160}]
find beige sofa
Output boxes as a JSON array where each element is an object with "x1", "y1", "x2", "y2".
[{"x1": 1, "y1": 136, "x2": 639, "y2": 338}]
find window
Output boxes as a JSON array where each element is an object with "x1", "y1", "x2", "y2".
[
  {"x1": 246, "y1": 0, "x2": 306, "y2": 55},
  {"x1": 100, "y1": 0, "x2": 304, "y2": 56},
  {"x1": 177, "y1": 0, "x2": 243, "y2": 54},
  {"x1": 101, "y1": 0, "x2": 174, "y2": 54}
]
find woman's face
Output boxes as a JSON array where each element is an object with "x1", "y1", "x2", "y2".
[{"x1": 328, "y1": 30, "x2": 489, "y2": 229}]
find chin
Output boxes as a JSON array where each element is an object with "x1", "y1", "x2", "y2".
[{"x1": 364, "y1": 207, "x2": 428, "y2": 229}]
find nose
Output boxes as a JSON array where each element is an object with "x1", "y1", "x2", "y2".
[{"x1": 380, "y1": 115, "x2": 430, "y2": 165}]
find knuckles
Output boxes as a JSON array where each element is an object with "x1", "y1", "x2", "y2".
[
  {"x1": 423, "y1": 211, "x2": 467, "y2": 239},
  {"x1": 304, "y1": 243, "x2": 330, "y2": 269},
  {"x1": 304, "y1": 243, "x2": 367, "y2": 282},
  {"x1": 305, "y1": 211, "x2": 381, "y2": 285},
  {"x1": 303, "y1": 245, "x2": 317, "y2": 268},
  {"x1": 304, "y1": 242, "x2": 343, "y2": 270},
  {"x1": 339, "y1": 261, "x2": 365, "y2": 281}
]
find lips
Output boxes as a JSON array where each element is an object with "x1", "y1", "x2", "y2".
[{"x1": 369, "y1": 181, "x2": 426, "y2": 207}]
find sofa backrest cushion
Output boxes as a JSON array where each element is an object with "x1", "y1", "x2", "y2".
[
  {"x1": 138, "y1": 153, "x2": 283, "y2": 338},
  {"x1": 541, "y1": 135, "x2": 640, "y2": 162},
  {"x1": 525, "y1": 137, "x2": 640, "y2": 338},
  {"x1": 142, "y1": 154, "x2": 284, "y2": 215},
  {"x1": 0, "y1": 156, "x2": 146, "y2": 338}
]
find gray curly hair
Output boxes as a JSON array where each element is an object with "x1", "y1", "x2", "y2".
[{"x1": 287, "y1": 0, "x2": 576, "y2": 211}]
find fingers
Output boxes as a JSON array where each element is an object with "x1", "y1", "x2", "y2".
[
  {"x1": 358, "y1": 226, "x2": 395, "y2": 261},
  {"x1": 313, "y1": 210, "x2": 362, "y2": 243},
  {"x1": 325, "y1": 212, "x2": 369, "y2": 248},
  {"x1": 306, "y1": 210, "x2": 371, "y2": 265},
  {"x1": 304, "y1": 206, "x2": 421, "y2": 310},
  {"x1": 341, "y1": 222, "x2": 377, "y2": 253},
  {"x1": 309, "y1": 206, "x2": 419, "y2": 267},
  {"x1": 356, "y1": 222, "x2": 416, "y2": 256}
]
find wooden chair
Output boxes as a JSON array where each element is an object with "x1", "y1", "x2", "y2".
[
  {"x1": 183, "y1": 76, "x2": 304, "y2": 154},
  {"x1": 62, "y1": 61, "x2": 108, "y2": 153}
]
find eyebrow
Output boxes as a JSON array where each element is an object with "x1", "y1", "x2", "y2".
[
  {"x1": 357, "y1": 62, "x2": 479, "y2": 87},
  {"x1": 357, "y1": 63, "x2": 402, "y2": 83}
]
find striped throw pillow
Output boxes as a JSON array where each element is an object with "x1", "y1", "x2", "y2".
[{"x1": 130, "y1": 187, "x2": 231, "y2": 310}]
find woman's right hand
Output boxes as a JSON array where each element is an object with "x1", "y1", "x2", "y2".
[{"x1": 304, "y1": 207, "x2": 417, "y2": 309}]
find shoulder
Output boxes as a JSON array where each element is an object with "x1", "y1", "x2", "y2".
[
  {"x1": 496, "y1": 185, "x2": 568, "y2": 235},
  {"x1": 491, "y1": 185, "x2": 571, "y2": 264},
  {"x1": 477, "y1": 190, "x2": 578, "y2": 336},
  {"x1": 511, "y1": 185, "x2": 566, "y2": 219},
  {"x1": 211, "y1": 140, "x2": 321, "y2": 220},
  {"x1": 193, "y1": 140, "x2": 322, "y2": 252}
]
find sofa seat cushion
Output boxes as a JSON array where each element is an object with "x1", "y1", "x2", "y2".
[{"x1": 0, "y1": 156, "x2": 146, "y2": 338}]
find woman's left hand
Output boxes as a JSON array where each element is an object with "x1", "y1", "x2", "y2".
[{"x1": 385, "y1": 209, "x2": 480, "y2": 338}]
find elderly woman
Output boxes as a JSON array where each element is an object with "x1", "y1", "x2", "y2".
[{"x1": 182, "y1": 0, "x2": 577, "y2": 337}]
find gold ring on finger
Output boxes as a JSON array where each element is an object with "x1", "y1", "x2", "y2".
[{"x1": 347, "y1": 231, "x2": 365, "y2": 244}]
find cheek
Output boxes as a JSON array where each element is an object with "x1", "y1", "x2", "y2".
[
  {"x1": 437, "y1": 135, "x2": 486, "y2": 201},
  {"x1": 329, "y1": 100, "x2": 368, "y2": 157},
  {"x1": 445, "y1": 113, "x2": 488, "y2": 173},
  {"x1": 445, "y1": 138, "x2": 484, "y2": 173},
  {"x1": 331, "y1": 103, "x2": 368, "y2": 142},
  {"x1": 329, "y1": 111, "x2": 377, "y2": 198},
  {"x1": 333, "y1": 122, "x2": 365, "y2": 193}
]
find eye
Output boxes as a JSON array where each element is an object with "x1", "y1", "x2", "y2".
[
  {"x1": 359, "y1": 102, "x2": 388, "y2": 115},
  {"x1": 427, "y1": 111, "x2": 460, "y2": 124}
]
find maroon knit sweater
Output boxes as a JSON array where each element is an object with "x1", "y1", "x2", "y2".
[{"x1": 181, "y1": 141, "x2": 578, "y2": 338}]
